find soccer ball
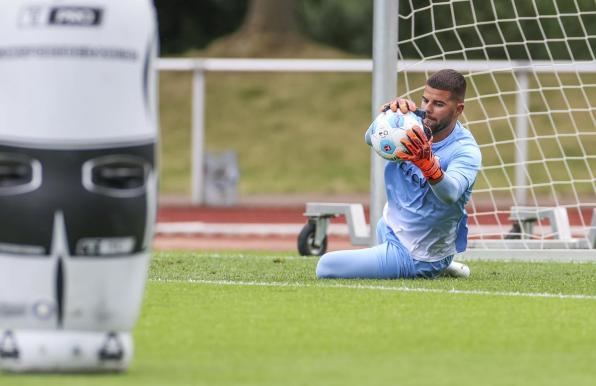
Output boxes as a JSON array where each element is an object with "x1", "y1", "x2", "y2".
[{"x1": 368, "y1": 110, "x2": 425, "y2": 161}]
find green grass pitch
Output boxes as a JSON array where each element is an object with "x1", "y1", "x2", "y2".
[{"x1": 3, "y1": 251, "x2": 596, "y2": 386}]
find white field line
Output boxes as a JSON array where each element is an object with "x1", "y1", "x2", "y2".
[
  {"x1": 150, "y1": 277, "x2": 596, "y2": 301},
  {"x1": 153, "y1": 252, "x2": 596, "y2": 263},
  {"x1": 154, "y1": 252, "x2": 309, "y2": 259}
]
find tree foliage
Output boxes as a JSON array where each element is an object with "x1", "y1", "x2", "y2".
[
  {"x1": 155, "y1": 0, "x2": 594, "y2": 60},
  {"x1": 154, "y1": 0, "x2": 246, "y2": 55},
  {"x1": 155, "y1": 0, "x2": 372, "y2": 56},
  {"x1": 298, "y1": 0, "x2": 373, "y2": 56}
]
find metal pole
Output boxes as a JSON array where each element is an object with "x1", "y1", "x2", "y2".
[
  {"x1": 514, "y1": 70, "x2": 529, "y2": 205},
  {"x1": 370, "y1": 0, "x2": 398, "y2": 244},
  {"x1": 191, "y1": 68, "x2": 205, "y2": 205}
]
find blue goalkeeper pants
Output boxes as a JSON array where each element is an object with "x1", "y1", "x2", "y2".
[{"x1": 316, "y1": 218, "x2": 453, "y2": 279}]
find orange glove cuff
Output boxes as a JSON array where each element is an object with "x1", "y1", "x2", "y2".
[{"x1": 414, "y1": 156, "x2": 443, "y2": 182}]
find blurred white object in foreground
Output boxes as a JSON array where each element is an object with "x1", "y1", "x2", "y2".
[{"x1": 0, "y1": 0, "x2": 158, "y2": 372}]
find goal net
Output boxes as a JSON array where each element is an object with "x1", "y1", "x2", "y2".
[{"x1": 395, "y1": 0, "x2": 595, "y2": 256}]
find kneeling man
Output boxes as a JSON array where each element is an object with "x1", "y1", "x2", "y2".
[{"x1": 317, "y1": 69, "x2": 481, "y2": 279}]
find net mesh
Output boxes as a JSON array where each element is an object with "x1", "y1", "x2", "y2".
[{"x1": 396, "y1": 0, "x2": 595, "y2": 247}]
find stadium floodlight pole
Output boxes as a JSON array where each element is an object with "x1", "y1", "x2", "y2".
[{"x1": 370, "y1": 0, "x2": 398, "y2": 245}]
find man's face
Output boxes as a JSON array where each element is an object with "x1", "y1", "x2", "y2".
[{"x1": 420, "y1": 85, "x2": 464, "y2": 134}]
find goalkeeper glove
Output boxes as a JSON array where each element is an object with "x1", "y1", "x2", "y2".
[
  {"x1": 380, "y1": 98, "x2": 417, "y2": 114},
  {"x1": 396, "y1": 125, "x2": 444, "y2": 183}
]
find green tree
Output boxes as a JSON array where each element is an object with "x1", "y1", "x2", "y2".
[
  {"x1": 205, "y1": 0, "x2": 348, "y2": 58},
  {"x1": 298, "y1": 0, "x2": 373, "y2": 56},
  {"x1": 154, "y1": 0, "x2": 246, "y2": 55}
]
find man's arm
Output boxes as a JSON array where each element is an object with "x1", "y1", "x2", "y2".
[
  {"x1": 397, "y1": 127, "x2": 481, "y2": 204},
  {"x1": 428, "y1": 173, "x2": 467, "y2": 204},
  {"x1": 429, "y1": 145, "x2": 482, "y2": 204}
]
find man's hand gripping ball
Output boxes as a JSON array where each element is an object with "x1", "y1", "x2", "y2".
[
  {"x1": 396, "y1": 125, "x2": 444, "y2": 183},
  {"x1": 380, "y1": 98, "x2": 417, "y2": 114}
]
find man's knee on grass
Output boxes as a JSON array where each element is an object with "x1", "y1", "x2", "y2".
[
  {"x1": 315, "y1": 247, "x2": 387, "y2": 279},
  {"x1": 316, "y1": 252, "x2": 338, "y2": 278}
]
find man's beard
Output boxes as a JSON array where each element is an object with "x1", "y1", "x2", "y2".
[{"x1": 424, "y1": 111, "x2": 455, "y2": 134}]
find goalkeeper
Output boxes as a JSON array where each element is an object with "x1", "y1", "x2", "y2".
[{"x1": 316, "y1": 69, "x2": 481, "y2": 279}]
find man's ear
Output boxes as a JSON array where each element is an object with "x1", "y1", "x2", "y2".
[{"x1": 456, "y1": 102, "x2": 464, "y2": 116}]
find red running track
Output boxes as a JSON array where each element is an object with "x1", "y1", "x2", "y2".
[
  {"x1": 157, "y1": 204, "x2": 593, "y2": 225},
  {"x1": 154, "y1": 205, "x2": 593, "y2": 252}
]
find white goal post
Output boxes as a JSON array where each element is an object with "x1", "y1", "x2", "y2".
[{"x1": 370, "y1": 0, "x2": 596, "y2": 260}]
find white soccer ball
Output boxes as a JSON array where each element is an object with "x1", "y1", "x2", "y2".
[{"x1": 368, "y1": 110, "x2": 425, "y2": 161}]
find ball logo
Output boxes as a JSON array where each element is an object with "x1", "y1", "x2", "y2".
[{"x1": 380, "y1": 140, "x2": 395, "y2": 154}]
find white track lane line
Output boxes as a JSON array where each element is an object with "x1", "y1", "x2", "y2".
[
  {"x1": 150, "y1": 278, "x2": 596, "y2": 301},
  {"x1": 156, "y1": 222, "x2": 586, "y2": 237}
]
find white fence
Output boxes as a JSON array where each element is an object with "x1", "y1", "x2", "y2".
[
  {"x1": 156, "y1": 58, "x2": 595, "y2": 206},
  {"x1": 157, "y1": 58, "x2": 372, "y2": 205}
]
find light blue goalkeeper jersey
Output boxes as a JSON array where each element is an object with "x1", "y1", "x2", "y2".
[{"x1": 382, "y1": 121, "x2": 481, "y2": 262}]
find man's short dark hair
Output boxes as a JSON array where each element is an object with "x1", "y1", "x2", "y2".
[{"x1": 426, "y1": 69, "x2": 466, "y2": 102}]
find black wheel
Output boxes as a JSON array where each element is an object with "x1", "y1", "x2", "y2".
[
  {"x1": 297, "y1": 222, "x2": 328, "y2": 256},
  {"x1": 505, "y1": 222, "x2": 522, "y2": 239}
]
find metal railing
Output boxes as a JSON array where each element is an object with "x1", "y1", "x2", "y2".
[{"x1": 157, "y1": 58, "x2": 595, "y2": 206}]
